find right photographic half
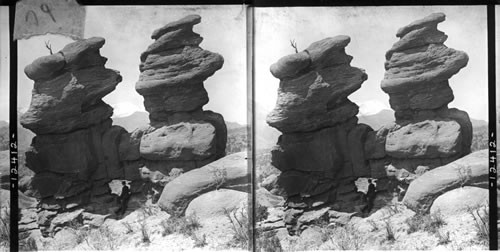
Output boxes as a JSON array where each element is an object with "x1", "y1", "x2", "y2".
[{"x1": 254, "y1": 6, "x2": 489, "y2": 250}]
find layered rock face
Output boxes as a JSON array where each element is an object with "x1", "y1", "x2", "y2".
[
  {"x1": 20, "y1": 38, "x2": 137, "y2": 236},
  {"x1": 133, "y1": 15, "x2": 227, "y2": 178},
  {"x1": 366, "y1": 13, "x2": 472, "y2": 189},
  {"x1": 267, "y1": 36, "x2": 370, "y2": 234}
]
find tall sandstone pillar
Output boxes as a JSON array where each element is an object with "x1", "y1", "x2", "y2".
[
  {"x1": 365, "y1": 13, "x2": 472, "y2": 187},
  {"x1": 267, "y1": 36, "x2": 371, "y2": 234},
  {"x1": 135, "y1": 15, "x2": 227, "y2": 179}
]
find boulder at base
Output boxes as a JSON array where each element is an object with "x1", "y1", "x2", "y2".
[
  {"x1": 429, "y1": 186, "x2": 488, "y2": 216},
  {"x1": 158, "y1": 151, "x2": 250, "y2": 216},
  {"x1": 402, "y1": 150, "x2": 487, "y2": 213}
]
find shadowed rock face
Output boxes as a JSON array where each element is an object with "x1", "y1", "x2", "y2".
[
  {"x1": 267, "y1": 36, "x2": 371, "y2": 234},
  {"x1": 20, "y1": 38, "x2": 142, "y2": 237},
  {"x1": 135, "y1": 15, "x2": 227, "y2": 178}
]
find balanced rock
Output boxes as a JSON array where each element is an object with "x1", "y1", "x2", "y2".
[
  {"x1": 135, "y1": 15, "x2": 227, "y2": 178},
  {"x1": 382, "y1": 13, "x2": 468, "y2": 118},
  {"x1": 267, "y1": 36, "x2": 367, "y2": 133},
  {"x1": 267, "y1": 36, "x2": 370, "y2": 234},
  {"x1": 21, "y1": 38, "x2": 121, "y2": 135},
  {"x1": 20, "y1": 38, "x2": 136, "y2": 237},
  {"x1": 136, "y1": 14, "x2": 223, "y2": 119},
  {"x1": 365, "y1": 13, "x2": 473, "y2": 190}
]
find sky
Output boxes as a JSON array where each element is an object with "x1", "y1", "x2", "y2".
[
  {"x1": 0, "y1": 7, "x2": 8, "y2": 123},
  {"x1": 254, "y1": 6, "x2": 489, "y2": 121},
  {"x1": 0, "y1": 5, "x2": 491, "y2": 125},
  {"x1": 14, "y1": 5, "x2": 248, "y2": 124}
]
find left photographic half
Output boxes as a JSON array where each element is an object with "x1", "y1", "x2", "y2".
[
  {"x1": 16, "y1": 5, "x2": 250, "y2": 250},
  {"x1": 0, "y1": 6, "x2": 10, "y2": 252}
]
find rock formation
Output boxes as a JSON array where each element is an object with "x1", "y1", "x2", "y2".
[
  {"x1": 267, "y1": 35, "x2": 370, "y2": 234},
  {"x1": 158, "y1": 151, "x2": 249, "y2": 216},
  {"x1": 20, "y1": 37, "x2": 136, "y2": 236},
  {"x1": 365, "y1": 13, "x2": 473, "y2": 194},
  {"x1": 403, "y1": 149, "x2": 487, "y2": 213},
  {"x1": 133, "y1": 14, "x2": 227, "y2": 179}
]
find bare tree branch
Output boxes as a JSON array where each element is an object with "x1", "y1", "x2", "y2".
[
  {"x1": 290, "y1": 39, "x2": 298, "y2": 53},
  {"x1": 45, "y1": 40, "x2": 53, "y2": 55}
]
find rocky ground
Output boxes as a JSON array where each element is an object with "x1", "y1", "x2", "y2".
[
  {"x1": 257, "y1": 187, "x2": 488, "y2": 251},
  {"x1": 20, "y1": 193, "x2": 250, "y2": 251}
]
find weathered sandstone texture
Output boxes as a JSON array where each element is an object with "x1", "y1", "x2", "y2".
[
  {"x1": 134, "y1": 15, "x2": 227, "y2": 180},
  {"x1": 366, "y1": 13, "x2": 472, "y2": 192},
  {"x1": 267, "y1": 35, "x2": 371, "y2": 234}
]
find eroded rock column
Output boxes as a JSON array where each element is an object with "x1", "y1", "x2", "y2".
[
  {"x1": 21, "y1": 37, "x2": 129, "y2": 235},
  {"x1": 267, "y1": 36, "x2": 370, "y2": 234},
  {"x1": 365, "y1": 13, "x2": 472, "y2": 190},
  {"x1": 134, "y1": 15, "x2": 227, "y2": 181}
]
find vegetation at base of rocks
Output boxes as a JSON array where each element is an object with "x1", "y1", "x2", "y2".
[
  {"x1": 467, "y1": 205, "x2": 489, "y2": 244},
  {"x1": 256, "y1": 230, "x2": 282, "y2": 252},
  {"x1": 223, "y1": 207, "x2": 250, "y2": 249},
  {"x1": 122, "y1": 222, "x2": 134, "y2": 234},
  {"x1": 19, "y1": 231, "x2": 38, "y2": 251},
  {"x1": 161, "y1": 214, "x2": 202, "y2": 237},
  {"x1": 319, "y1": 224, "x2": 365, "y2": 250},
  {"x1": 457, "y1": 166, "x2": 472, "y2": 187},
  {"x1": 209, "y1": 166, "x2": 228, "y2": 190},
  {"x1": 140, "y1": 217, "x2": 151, "y2": 245},
  {"x1": 384, "y1": 219, "x2": 396, "y2": 242},
  {"x1": 192, "y1": 233, "x2": 208, "y2": 248},
  {"x1": 436, "y1": 229, "x2": 451, "y2": 245},
  {"x1": 406, "y1": 211, "x2": 446, "y2": 234},
  {"x1": 0, "y1": 207, "x2": 9, "y2": 249},
  {"x1": 255, "y1": 203, "x2": 269, "y2": 222}
]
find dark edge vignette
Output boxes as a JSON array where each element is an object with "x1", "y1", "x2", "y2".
[
  {"x1": 9, "y1": 3, "x2": 18, "y2": 252},
  {"x1": 247, "y1": 5, "x2": 255, "y2": 252},
  {"x1": 488, "y1": 4, "x2": 498, "y2": 251}
]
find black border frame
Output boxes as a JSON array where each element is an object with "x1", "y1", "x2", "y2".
[{"x1": 1, "y1": 0, "x2": 497, "y2": 251}]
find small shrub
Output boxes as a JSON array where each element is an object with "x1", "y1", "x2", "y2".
[
  {"x1": 19, "y1": 231, "x2": 38, "y2": 251},
  {"x1": 384, "y1": 219, "x2": 395, "y2": 242},
  {"x1": 67, "y1": 221, "x2": 88, "y2": 245},
  {"x1": 386, "y1": 203, "x2": 402, "y2": 215},
  {"x1": 457, "y1": 166, "x2": 472, "y2": 187},
  {"x1": 209, "y1": 166, "x2": 227, "y2": 190},
  {"x1": 223, "y1": 207, "x2": 249, "y2": 249},
  {"x1": 161, "y1": 214, "x2": 202, "y2": 237},
  {"x1": 84, "y1": 225, "x2": 119, "y2": 250},
  {"x1": 255, "y1": 203, "x2": 269, "y2": 222},
  {"x1": 467, "y1": 205, "x2": 489, "y2": 243},
  {"x1": 140, "y1": 217, "x2": 151, "y2": 244},
  {"x1": 122, "y1": 222, "x2": 133, "y2": 234},
  {"x1": 0, "y1": 208, "x2": 9, "y2": 248},
  {"x1": 367, "y1": 219, "x2": 379, "y2": 231},
  {"x1": 192, "y1": 233, "x2": 208, "y2": 248},
  {"x1": 321, "y1": 224, "x2": 364, "y2": 250},
  {"x1": 437, "y1": 230, "x2": 451, "y2": 245},
  {"x1": 406, "y1": 211, "x2": 446, "y2": 234},
  {"x1": 257, "y1": 230, "x2": 282, "y2": 252}
]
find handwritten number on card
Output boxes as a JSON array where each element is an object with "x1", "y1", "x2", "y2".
[
  {"x1": 25, "y1": 10, "x2": 38, "y2": 26},
  {"x1": 24, "y1": 3, "x2": 57, "y2": 26},
  {"x1": 40, "y1": 4, "x2": 57, "y2": 23}
]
